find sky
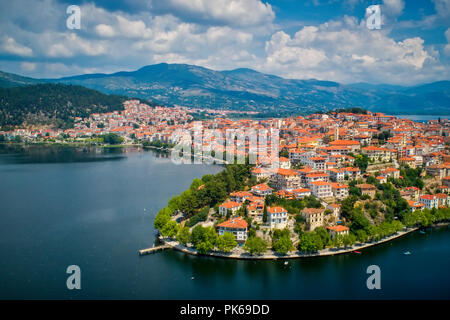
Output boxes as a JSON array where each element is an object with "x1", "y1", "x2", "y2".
[{"x1": 0, "y1": 0, "x2": 449, "y2": 85}]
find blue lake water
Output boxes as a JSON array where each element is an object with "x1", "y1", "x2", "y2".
[{"x1": 0, "y1": 145, "x2": 449, "y2": 299}]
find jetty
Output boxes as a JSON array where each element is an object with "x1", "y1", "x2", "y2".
[{"x1": 139, "y1": 244, "x2": 172, "y2": 256}]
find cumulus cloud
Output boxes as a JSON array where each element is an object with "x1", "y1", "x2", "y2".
[
  {"x1": 0, "y1": 0, "x2": 448, "y2": 84},
  {"x1": 149, "y1": 0, "x2": 275, "y2": 28},
  {"x1": 262, "y1": 17, "x2": 437, "y2": 84},
  {"x1": 383, "y1": 0, "x2": 405, "y2": 17},
  {"x1": 1, "y1": 37, "x2": 33, "y2": 57}
]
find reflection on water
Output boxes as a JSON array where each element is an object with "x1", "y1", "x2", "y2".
[{"x1": 0, "y1": 145, "x2": 448, "y2": 299}]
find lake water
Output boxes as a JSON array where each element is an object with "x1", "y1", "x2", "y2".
[
  {"x1": 0, "y1": 145, "x2": 449, "y2": 299},
  {"x1": 395, "y1": 115, "x2": 450, "y2": 122}
]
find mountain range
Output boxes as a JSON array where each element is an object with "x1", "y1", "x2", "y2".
[{"x1": 1, "y1": 63, "x2": 449, "y2": 115}]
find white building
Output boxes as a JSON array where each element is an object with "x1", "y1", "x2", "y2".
[{"x1": 268, "y1": 206, "x2": 288, "y2": 229}]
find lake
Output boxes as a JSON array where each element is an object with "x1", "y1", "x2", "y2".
[
  {"x1": 0, "y1": 145, "x2": 449, "y2": 299},
  {"x1": 394, "y1": 115, "x2": 450, "y2": 122}
]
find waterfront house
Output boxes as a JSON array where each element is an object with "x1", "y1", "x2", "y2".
[
  {"x1": 267, "y1": 206, "x2": 288, "y2": 229},
  {"x1": 326, "y1": 225, "x2": 349, "y2": 239},
  {"x1": 301, "y1": 207, "x2": 325, "y2": 231},
  {"x1": 419, "y1": 194, "x2": 438, "y2": 209},
  {"x1": 217, "y1": 217, "x2": 248, "y2": 243}
]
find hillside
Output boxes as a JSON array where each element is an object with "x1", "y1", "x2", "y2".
[
  {"x1": 51, "y1": 64, "x2": 450, "y2": 115},
  {"x1": 0, "y1": 84, "x2": 129, "y2": 129},
  {"x1": 1, "y1": 64, "x2": 449, "y2": 115},
  {"x1": 0, "y1": 71, "x2": 43, "y2": 88}
]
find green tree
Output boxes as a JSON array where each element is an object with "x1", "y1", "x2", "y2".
[
  {"x1": 177, "y1": 226, "x2": 191, "y2": 245},
  {"x1": 262, "y1": 204, "x2": 268, "y2": 223},
  {"x1": 154, "y1": 208, "x2": 171, "y2": 230},
  {"x1": 244, "y1": 237, "x2": 268, "y2": 255},
  {"x1": 272, "y1": 236, "x2": 294, "y2": 255},
  {"x1": 160, "y1": 220, "x2": 179, "y2": 238},
  {"x1": 216, "y1": 232, "x2": 237, "y2": 252},
  {"x1": 101, "y1": 133, "x2": 124, "y2": 145}
]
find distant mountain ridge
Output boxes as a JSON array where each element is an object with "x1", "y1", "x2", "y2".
[{"x1": 1, "y1": 64, "x2": 449, "y2": 115}]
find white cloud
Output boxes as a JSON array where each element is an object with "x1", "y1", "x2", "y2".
[
  {"x1": 261, "y1": 19, "x2": 437, "y2": 84},
  {"x1": 445, "y1": 28, "x2": 450, "y2": 56},
  {"x1": 47, "y1": 33, "x2": 107, "y2": 57},
  {"x1": 383, "y1": 0, "x2": 405, "y2": 17},
  {"x1": 150, "y1": 0, "x2": 275, "y2": 28},
  {"x1": 95, "y1": 24, "x2": 116, "y2": 38},
  {"x1": 1, "y1": 37, "x2": 33, "y2": 56}
]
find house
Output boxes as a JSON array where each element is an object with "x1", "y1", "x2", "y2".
[
  {"x1": 307, "y1": 156, "x2": 327, "y2": 171},
  {"x1": 292, "y1": 188, "x2": 311, "y2": 199},
  {"x1": 310, "y1": 181, "x2": 333, "y2": 199},
  {"x1": 230, "y1": 191, "x2": 252, "y2": 203},
  {"x1": 250, "y1": 183, "x2": 273, "y2": 197},
  {"x1": 252, "y1": 167, "x2": 272, "y2": 181},
  {"x1": 331, "y1": 183, "x2": 349, "y2": 200},
  {"x1": 362, "y1": 146, "x2": 392, "y2": 162},
  {"x1": 419, "y1": 195, "x2": 438, "y2": 209},
  {"x1": 407, "y1": 200, "x2": 424, "y2": 212},
  {"x1": 247, "y1": 202, "x2": 265, "y2": 222},
  {"x1": 341, "y1": 167, "x2": 361, "y2": 180},
  {"x1": 376, "y1": 176, "x2": 387, "y2": 184},
  {"x1": 327, "y1": 225, "x2": 350, "y2": 239},
  {"x1": 217, "y1": 217, "x2": 248, "y2": 242},
  {"x1": 279, "y1": 156, "x2": 291, "y2": 169},
  {"x1": 328, "y1": 168, "x2": 345, "y2": 182},
  {"x1": 301, "y1": 207, "x2": 325, "y2": 231},
  {"x1": 406, "y1": 186, "x2": 420, "y2": 200},
  {"x1": 356, "y1": 184, "x2": 377, "y2": 198},
  {"x1": 305, "y1": 172, "x2": 329, "y2": 187},
  {"x1": 272, "y1": 168, "x2": 301, "y2": 190},
  {"x1": 399, "y1": 157, "x2": 417, "y2": 168},
  {"x1": 219, "y1": 201, "x2": 242, "y2": 216},
  {"x1": 435, "y1": 193, "x2": 450, "y2": 207},
  {"x1": 380, "y1": 167, "x2": 400, "y2": 179},
  {"x1": 267, "y1": 206, "x2": 288, "y2": 229},
  {"x1": 329, "y1": 140, "x2": 361, "y2": 152}
]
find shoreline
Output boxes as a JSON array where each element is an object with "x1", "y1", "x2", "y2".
[{"x1": 158, "y1": 223, "x2": 449, "y2": 260}]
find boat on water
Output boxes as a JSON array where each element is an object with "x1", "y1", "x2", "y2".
[
  {"x1": 419, "y1": 230, "x2": 426, "y2": 234},
  {"x1": 353, "y1": 250, "x2": 362, "y2": 254},
  {"x1": 284, "y1": 261, "x2": 289, "y2": 265},
  {"x1": 403, "y1": 251, "x2": 412, "y2": 255}
]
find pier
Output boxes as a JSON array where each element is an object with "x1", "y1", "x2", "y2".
[{"x1": 139, "y1": 244, "x2": 172, "y2": 256}]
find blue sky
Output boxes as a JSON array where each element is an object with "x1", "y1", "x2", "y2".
[{"x1": 0, "y1": 0, "x2": 449, "y2": 85}]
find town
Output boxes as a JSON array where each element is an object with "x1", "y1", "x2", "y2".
[{"x1": 1, "y1": 100, "x2": 450, "y2": 257}]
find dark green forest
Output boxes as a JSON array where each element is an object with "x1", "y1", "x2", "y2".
[{"x1": 0, "y1": 84, "x2": 129, "y2": 129}]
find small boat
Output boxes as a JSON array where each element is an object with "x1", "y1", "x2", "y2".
[
  {"x1": 419, "y1": 230, "x2": 425, "y2": 234},
  {"x1": 403, "y1": 251, "x2": 411, "y2": 255},
  {"x1": 284, "y1": 261, "x2": 289, "y2": 265},
  {"x1": 353, "y1": 250, "x2": 362, "y2": 254}
]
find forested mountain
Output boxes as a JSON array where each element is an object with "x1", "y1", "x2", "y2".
[{"x1": 0, "y1": 84, "x2": 129, "y2": 129}]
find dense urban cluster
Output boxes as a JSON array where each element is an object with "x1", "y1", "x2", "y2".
[
  {"x1": 2, "y1": 100, "x2": 449, "y2": 256},
  {"x1": 154, "y1": 109, "x2": 450, "y2": 256}
]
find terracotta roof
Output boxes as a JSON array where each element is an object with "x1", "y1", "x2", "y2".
[
  {"x1": 220, "y1": 201, "x2": 241, "y2": 209},
  {"x1": 327, "y1": 225, "x2": 349, "y2": 232},
  {"x1": 217, "y1": 217, "x2": 248, "y2": 229}
]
